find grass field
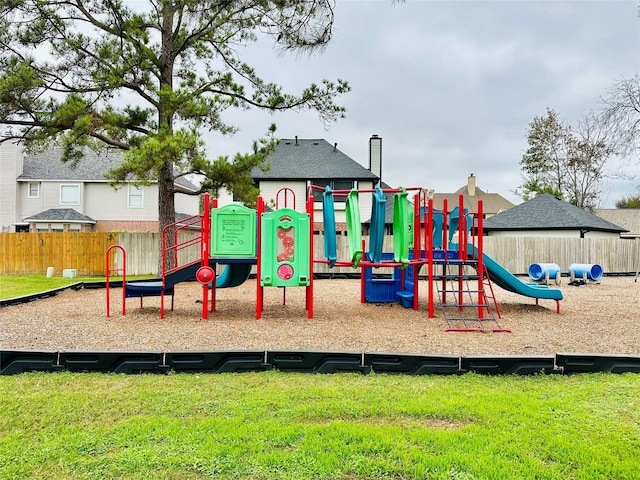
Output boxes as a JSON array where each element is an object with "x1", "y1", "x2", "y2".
[
  {"x1": 1, "y1": 371, "x2": 639, "y2": 479},
  {"x1": 0, "y1": 274, "x2": 154, "y2": 300}
]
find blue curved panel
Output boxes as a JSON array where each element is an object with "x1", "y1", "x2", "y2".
[
  {"x1": 215, "y1": 263, "x2": 253, "y2": 288},
  {"x1": 322, "y1": 187, "x2": 337, "y2": 268},
  {"x1": 368, "y1": 187, "x2": 386, "y2": 264}
]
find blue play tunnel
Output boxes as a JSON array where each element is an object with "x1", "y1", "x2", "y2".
[
  {"x1": 528, "y1": 263, "x2": 562, "y2": 283},
  {"x1": 569, "y1": 263, "x2": 603, "y2": 281}
]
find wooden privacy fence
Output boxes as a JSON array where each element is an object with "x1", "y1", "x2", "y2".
[
  {"x1": 1, "y1": 232, "x2": 638, "y2": 276},
  {"x1": 314, "y1": 235, "x2": 640, "y2": 276},
  {"x1": 480, "y1": 236, "x2": 640, "y2": 276},
  {"x1": 0, "y1": 232, "x2": 118, "y2": 276}
]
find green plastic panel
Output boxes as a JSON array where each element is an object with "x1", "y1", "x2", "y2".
[
  {"x1": 260, "y1": 208, "x2": 311, "y2": 287},
  {"x1": 345, "y1": 189, "x2": 363, "y2": 268},
  {"x1": 393, "y1": 188, "x2": 410, "y2": 267},
  {"x1": 211, "y1": 203, "x2": 257, "y2": 257}
]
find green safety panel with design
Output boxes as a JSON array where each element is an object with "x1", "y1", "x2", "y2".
[
  {"x1": 211, "y1": 203, "x2": 257, "y2": 257},
  {"x1": 260, "y1": 208, "x2": 311, "y2": 287}
]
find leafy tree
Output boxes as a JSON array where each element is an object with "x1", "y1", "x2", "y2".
[
  {"x1": 0, "y1": 0, "x2": 350, "y2": 268},
  {"x1": 615, "y1": 194, "x2": 640, "y2": 209},
  {"x1": 516, "y1": 108, "x2": 570, "y2": 201},
  {"x1": 517, "y1": 108, "x2": 614, "y2": 210}
]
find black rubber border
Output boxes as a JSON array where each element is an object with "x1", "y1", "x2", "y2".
[
  {"x1": 2, "y1": 350, "x2": 638, "y2": 376},
  {"x1": 2, "y1": 278, "x2": 639, "y2": 376}
]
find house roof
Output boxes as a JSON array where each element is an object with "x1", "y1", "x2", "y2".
[
  {"x1": 594, "y1": 208, "x2": 640, "y2": 237},
  {"x1": 17, "y1": 147, "x2": 198, "y2": 192},
  {"x1": 252, "y1": 138, "x2": 379, "y2": 181},
  {"x1": 483, "y1": 194, "x2": 628, "y2": 233},
  {"x1": 23, "y1": 208, "x2": 96, "y2": 224},
  {"x1": 431, "y1": 185, "x2": 515, "y2": 215}
]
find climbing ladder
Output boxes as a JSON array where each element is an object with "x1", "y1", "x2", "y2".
[{"x1": 435, "y1": 259, "x2": 510, "y2": 333}]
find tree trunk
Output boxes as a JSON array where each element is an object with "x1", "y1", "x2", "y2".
[
  {"x1": 158, "y1": 158, "x2": 176, "y2": 275},
  {"x1": 157, "y1": 5, "x2": 176, "y2": 276}
]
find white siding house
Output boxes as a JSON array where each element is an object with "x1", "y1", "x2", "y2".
[{"x1": 0, "y1": 140, "x2": 199, "y2": 232}]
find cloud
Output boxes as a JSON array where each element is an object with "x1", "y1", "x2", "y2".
[{"x1": 206, "y1": 0, "x2": 640, "y2": 207}]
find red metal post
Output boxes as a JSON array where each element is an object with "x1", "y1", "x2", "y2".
[
  {"x1": 442, "y1": 198, "x2": 448, "y2": 305},
  {"x1": 307, "y1": 192, "x2": 314, "y2": 318},
  {"x1": 105, "y1": 244, "x2": 127, "y2": 317},
  {"x1": 427, "y1": 198, "x2": 434, "y2": 318},
  {"x1": 210, "y1": 197, "x2": 217, "y2": 313},
  {"x1": 360, "y1": 239, "x2": 366, "y2": 304},
  {"x1": 477, "y1": 200, "x2": 485, "y2": 319},
  {"x1": 201, "y1": 193, "x2": 211, "y2": 320},
  {"x1": 256, "y1": 196, "x2": 264, "y2": 319},
  {"x1": 458, "y1": 194, "x2": 464, "y2": 310},
  {"x1": 105, "y1": 247, "x2": 111, "y2": 317},
  {"x1": 413, "y1": 192, "x2": 420, "y2": 310}
]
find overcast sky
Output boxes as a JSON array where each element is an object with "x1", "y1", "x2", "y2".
[{"x1": 207, "y1": 0, "x2": 639, "y2": 208}]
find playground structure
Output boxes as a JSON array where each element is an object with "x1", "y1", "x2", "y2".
[{"x1": 106, "y1": 186, "x2": 564, "y2": 329}]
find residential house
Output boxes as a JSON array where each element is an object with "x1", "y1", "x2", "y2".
[
  {"x1": 216, "y1": 136, "x2": 381, "y2": 233},
  {"x1": 431, "y1": 174, "x2": 515, "y2": 217},
  {"x1": 483, "y1": 194, "x2": 627, "y2": 238},
  {"x1": 0, "y1": 140, "x2": 199, "y2": 233},
  {"x1": 594, "y1": 208, "x2": 640, "y2": 239}
]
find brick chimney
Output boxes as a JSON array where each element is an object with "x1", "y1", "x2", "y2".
[
  {"x1": 467, "y1": 173, "x2": 476, "y2": 196},
  {"x1": 369, "y1": 134, "x2": 382, "y2": 185}
]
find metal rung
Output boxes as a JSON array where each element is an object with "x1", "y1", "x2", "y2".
[
  {"x1": 437, "y1": 289, "x2": 485, "y2": 295},
  {"x1": 441, "y1": 304, "x2": 494, "y2": 310},
  {"x1": 448, "y1": 315, "x2": 495, "y2": 319},
  {"x1": 437, "y1": 276, "x2": 481, "y2": 281}
]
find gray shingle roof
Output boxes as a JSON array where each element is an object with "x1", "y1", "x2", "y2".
[
  {"x1": 483, "y1": 194, "x2": 627, "y2": 233},
  {"x1": 594, "y1": 208, "x2": 640, "y2": 236},
  {"x1": 23, "y1": 208, "x2": 96, "y2": 223},
  {"x1": 18, "y1": 147, "x2": 198, "y2": 192},
  {"x1": 252, "y1": 138, "x2": 378, "y2": 180}
]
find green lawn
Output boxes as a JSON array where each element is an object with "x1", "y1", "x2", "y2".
[
  {"x1": 0, "y1": 274, "x2": 154, "y2": 300},
  {"x1": 1, "y1": 372, "x2": 639, "y2": 479}
]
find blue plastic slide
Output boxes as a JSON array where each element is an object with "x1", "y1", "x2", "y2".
[
  {"x1": 322, "y1": 187, "x2": 337, "y2": 268},
  {"x1": 215, "y1": 263, "x2": 253, "y2": 288}
]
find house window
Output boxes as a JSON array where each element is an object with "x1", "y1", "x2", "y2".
[
  {"x1": 312, "y1": 180, "x2": 354, "y2": 202},
  {"x1": 128, "y1": 184, "x2": 144, "y2": 208},
  {"x1": 60, "y1": 184, "x2": 80, "y2": 205},
  {"x1": 28, "y1": 182, "x2": 40, "y2": 198}
]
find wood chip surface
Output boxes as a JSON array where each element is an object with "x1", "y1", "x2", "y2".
[{"x1": 1, "y1": 277, "x2": 638, "y2": 355}]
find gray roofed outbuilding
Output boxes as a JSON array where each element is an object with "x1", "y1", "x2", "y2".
[
  {"x1": 483, "y1": 194, "x2": 627, "y2": 234},
  {"x1": 252, "y1": 138, "x2": 379, "y2": 181},
  {"x1": 23, "y1": 208, "x2": 96, "y2": 224},
  {"x1": 18, "y1": 147, "x2": 198, "y2": 192}
]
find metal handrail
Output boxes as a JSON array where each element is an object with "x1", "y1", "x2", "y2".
[{"x1": 161, "y1": 213, "x2": 204, "y2": 277}]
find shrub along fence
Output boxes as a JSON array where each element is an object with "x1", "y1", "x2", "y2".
[{"x1": 0, "y1": 232, "x2": 638, "y2": 276}]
